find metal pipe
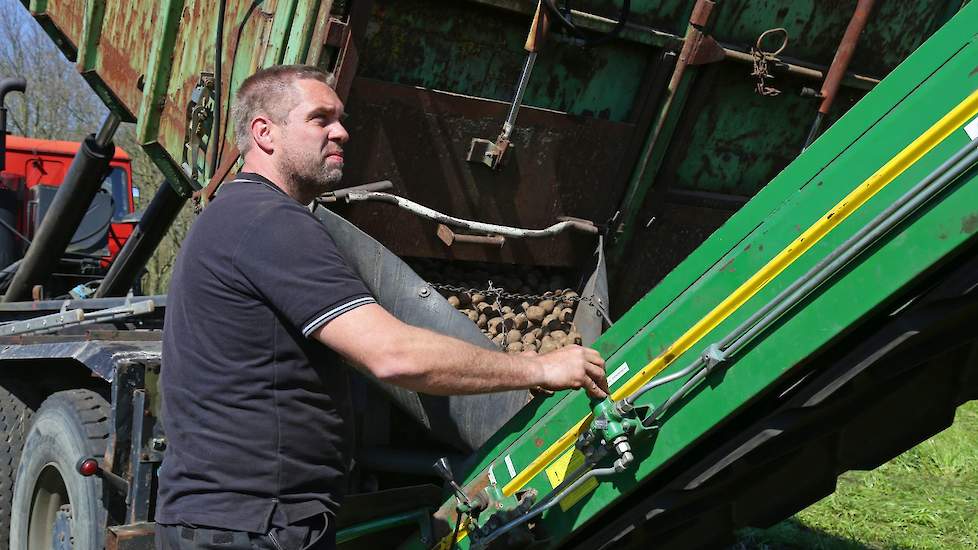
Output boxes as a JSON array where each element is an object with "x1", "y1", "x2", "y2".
[
  {"x1": 3, "y1": 113, "x2": 120, "y2": 302},
  {"x1": 627, "y1": 134, "x2": 978, "y2": 410},
  {"x1": 94, "y1": 113, "x2": 121, "y2": 148},
  {"x1": 610, "y1": 0, "x2": 714, "y2": 261},
  {"x1": 502, "y1": 53, "x2": 536, "y2": 140},
  {"x1": 818, "y1": 0, "x2": 877, "y2": 117},
  {"x1": 95, "y1": 181, "x2": 188, "y2": 297},
  {"x1": 720, "y1": 47, "x2": 879, "y2": 91},
  {"x1": 342, "y1": 191, "x2": 598, "y2": 238},
  {"x1": 0, "y1": 78, "x2": 27, "y2": 173},
  {"x1": 804, "y1": 0, "x2": 877, "y2": 148}
]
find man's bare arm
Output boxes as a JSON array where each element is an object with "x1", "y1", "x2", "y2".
[{"x1": 314, "y1": 303, "x2": 609, "y2": 398}]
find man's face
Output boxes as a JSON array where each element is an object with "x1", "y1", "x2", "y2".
[{"x1": 273, "y1": 79, "x2": 349, "y2": 197}]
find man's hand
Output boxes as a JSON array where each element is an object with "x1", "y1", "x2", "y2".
[{"x1": 532, "y1": 345, "x2": 609, "y2": 399}]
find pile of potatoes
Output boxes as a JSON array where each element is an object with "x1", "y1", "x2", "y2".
[{"x1": 409, "y1": 259, "x2": 583, "y2": 353}]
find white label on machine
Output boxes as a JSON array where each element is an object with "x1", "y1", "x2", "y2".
[
  {"x1": 504, "y1": 454, "x2": 517, "y2": 478},
  {"x1": 607, "y1": 362, "x2": 630, "y2": 386},
  {"x1": 487, "y1": 464, "x2": 497, "y2": 485},
  {"x1": 966, "y1": 116, "x2": 978, "y2": 141}
]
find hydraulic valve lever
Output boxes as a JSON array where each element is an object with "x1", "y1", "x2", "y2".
[{"x1": 433, "y1": 457, "x2": 470, "y2": 505}]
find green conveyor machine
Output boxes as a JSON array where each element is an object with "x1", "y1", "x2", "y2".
[{"x1": 18, "y1": 0, "x2": 978, "y2": 547}]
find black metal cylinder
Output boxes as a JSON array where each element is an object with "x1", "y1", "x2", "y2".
[
  {"x1": 3, "y1": 133, "x2": 115, "y2": 302},
  {"x1": 95, "y1": 182, "x2": 188, "y2": 297},
  {"x1": 0, "y1": 78, "x2": 28, "y2": 173},
  {"x1": 0, "y1": 107, "x2": 7, "y2": 173}
]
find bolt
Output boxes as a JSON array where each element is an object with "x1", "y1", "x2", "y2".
[
  {"x1": 151, "y1": 437, "x2": 167, "y2": 451},
  {"x1": 418, "y1": 287, "x2": 431, "y2": 298}
]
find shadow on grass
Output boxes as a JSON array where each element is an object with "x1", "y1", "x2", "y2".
[{"x1": 730, "y1": 518, "x2": 911, "y2": 550}]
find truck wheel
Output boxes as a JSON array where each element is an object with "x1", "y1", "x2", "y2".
[
  {"x1": 10, "y1": 389, "x2": 110, "y2": 550},
  {"x1": 0, "y1": 380, "x2": 38, "y2": 550}
]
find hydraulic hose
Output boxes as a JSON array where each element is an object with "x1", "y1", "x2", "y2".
[{"x1": 541, "y1": 0, "x2": 631, "y2": 47}]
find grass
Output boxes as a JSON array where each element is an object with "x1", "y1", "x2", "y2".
[{"x1": 735, "y1": 400, "x2": 978, "y2": 549}]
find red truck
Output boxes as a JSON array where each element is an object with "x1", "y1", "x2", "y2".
[{"x1": 0, "y1": 135, "x2": 135, "y2": 267}]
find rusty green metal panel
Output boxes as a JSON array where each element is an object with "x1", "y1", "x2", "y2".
[
  {"x1": 359, "y1": 0, "x2": 653, "y2": 122},
  {"x1": 23, "y1": 0, "x2": 338, "y2": 195},
  {"x1": 262, "y1": 0, "x2": 300, "y2": 67},
  {"x1": 77, "y1": 0, "x2": 106, "y2": 73},
  {"x1": 284, "y1": 0, "x2": 323, "y2": 64},
  {"x1": 136, "y1": 0, "x2": 188, "y2": 194}
]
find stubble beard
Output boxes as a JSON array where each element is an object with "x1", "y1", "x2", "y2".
[{"x1": 278, "y1": 147, "x2": 344, "y2": 201}]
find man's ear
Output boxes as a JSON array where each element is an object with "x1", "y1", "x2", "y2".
[{"x1": 251, "y1": 115, "x2": 275, "y2": 154}]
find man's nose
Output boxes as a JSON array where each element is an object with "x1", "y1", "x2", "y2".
[{"x1": 330, "y1": 122, "x2": 350, "y2": 144}]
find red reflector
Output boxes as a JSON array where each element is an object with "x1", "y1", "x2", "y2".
[{"x1": 78, "y1": 459, "x2": 99, "y2": 477}]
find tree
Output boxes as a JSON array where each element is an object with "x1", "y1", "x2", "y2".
[{"x1": 0, "y1": 0, "x2": 190, "y2": 295}]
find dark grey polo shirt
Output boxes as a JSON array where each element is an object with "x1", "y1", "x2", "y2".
[{"x1": 157, "y1": 172, "x2": 375, "y2": 533}]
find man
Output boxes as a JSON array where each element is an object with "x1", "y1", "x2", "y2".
[{"x1": 156, "y1": 65, "x2": 608, "y2": 550}]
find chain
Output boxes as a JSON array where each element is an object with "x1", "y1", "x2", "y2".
[
  {"x1": 426, "y1": 281, "x2": 590, "y2": 305},
  {"x1": 750, "y1": 28, "x2": 788, "y2": 97}
]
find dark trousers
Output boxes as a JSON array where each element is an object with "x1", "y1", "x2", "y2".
[{"x1": 156, "y1": 513, "x2": 335, "y2": 550}]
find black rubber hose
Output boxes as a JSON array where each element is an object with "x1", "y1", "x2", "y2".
[
  {"x1": 209, "y1": 0, "x2": 228, "y2": 178},
  {"x1": 542, "y1": 0, "x2": 631, "y2": 47}
]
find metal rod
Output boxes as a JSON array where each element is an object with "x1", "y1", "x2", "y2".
[
  {"x1": 818, "y1": 0, "x2": 876, "y2": 116},
  {"x1": 94, "y1": 112, "x2": 122, "y2": 149},
  {"x1": 720, "y1": 47, "x2": 879, "y2": 91},
  {"x1": 804, "y1": 0, "x2": 877, "y2": 149},
  {"x1": 0, "y1": 299, "x2": 155, "y2": 336},
  {"x1": 342, "y1": 191, "x2": 598, "y2": 238},
  {"x1": 502, "y1": 52, "x2": 536, "y2": 140},
  {"x1": 609, "y1": 0, "x2": 714, "y2": 263},
  {"x1": 95, "y1": 182, "x2": 188, "y2": 297}
]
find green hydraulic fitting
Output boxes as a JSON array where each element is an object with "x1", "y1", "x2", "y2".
[{"x1": 589, "y1": 398, "x2": 628, "y2": 444}]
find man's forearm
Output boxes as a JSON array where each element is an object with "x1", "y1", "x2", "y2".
[
  {"x1": 375, "y1": 324, "x2": 542, "y2": 395},
  {"x1": 317, "y1": 302, "x2": 608, "y2": 398}
]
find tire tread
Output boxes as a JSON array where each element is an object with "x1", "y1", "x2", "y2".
[{"x1": 0, "y1": 380, "x2": 38, "y2": 550}]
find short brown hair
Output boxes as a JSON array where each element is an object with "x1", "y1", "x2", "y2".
[{"x1": 230, "y1": 65, "x2": 336, "y2": 154}]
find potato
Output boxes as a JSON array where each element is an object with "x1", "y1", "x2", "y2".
[{"x1": 525, "y1": 306, "x2": 545, "y2": 323}]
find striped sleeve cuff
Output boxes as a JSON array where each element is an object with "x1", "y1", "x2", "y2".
[{"x1": 302, "y1": 296, "x2": 376, "y2": 337}]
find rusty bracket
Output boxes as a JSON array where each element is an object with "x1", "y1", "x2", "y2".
[
  {"x1": 466, "y1": 135, "x2": 511, "y2": 170},
  {"x1": 437, "y1": 224, "x2": 506, "y2": 248},
  {"x1": 181, "y1": 72, "x2": 216, "y2": 187},
  {"x1": 681, "y1": 0, "x2": 725, "y2": 66},
  {"x1": 106, "y1": 522, "x2": 156, "y2": 550}
]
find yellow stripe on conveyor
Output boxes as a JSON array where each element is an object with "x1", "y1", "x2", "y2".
[{"x1": 440, "y1": 89, "x2": 978, "y2": 549}]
